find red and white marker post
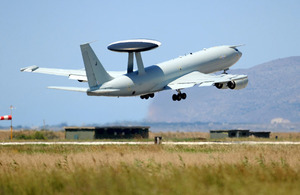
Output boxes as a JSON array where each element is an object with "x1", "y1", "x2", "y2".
[
  {"x1": 1, "y1": 105, "x2": 14, "y2": 140},
  {"x1": 0, "y1": 115, "x2": 12, "y2": 120},
  {"x1": 0, "y1": 115, "x2": 12, "y2": 140}
]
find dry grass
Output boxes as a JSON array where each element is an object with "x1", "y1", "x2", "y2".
[
  {"x1": 0, "y1": 130, "x2": 10, "y2": 141},
  {"x1": 1, "y1": 130, "x2": 300, "y2": 194},
  {"x1": 149, "y1": 131, "x2": 209, "y2": 140},
  {"x1": 0, "y1": 144, "x2": 299, "y2": 194},
  {"x1": 1, "y1": 130, "x2": 300, "y2": 141},
  {"x1": 150, "y1": 131, "x2": 300, "y2": 141},
  {"x1": 271, "y1": 132, "x2": 300, "y2": 140},
  {"x1": 0, "y1": 144, "x2": 299, "y2": 169}
]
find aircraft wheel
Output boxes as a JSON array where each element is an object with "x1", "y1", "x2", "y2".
[
  {"x1": 140, "y1": 96, "x2": 144, "y2": 99},
  {"x1": 145, "y1": 95, "x2": 149, "y2": 99},
  {"x1": 181, "y1": 93, "x2": 187, "y2": 100},
  {"x1": 149, "y1": 93, "x2": 154, "y2": 98},
  {"x1": 177, "y1": 95, "x2": 181, "y2": 101},
  {"x1": 172, "y1": 94, "x2": 177, "y2": 101}
]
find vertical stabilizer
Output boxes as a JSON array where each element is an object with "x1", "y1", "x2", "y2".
[{"x1": 80, "y1": 43, "x2": 113, "y2": 88}]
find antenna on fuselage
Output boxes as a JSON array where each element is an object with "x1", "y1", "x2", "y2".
[{"x1": 107, "y1": 39, "x2": 161, "y2": 75}]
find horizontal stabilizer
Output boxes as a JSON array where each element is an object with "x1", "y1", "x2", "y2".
[
  {"x1": 48, "y1": 86, "x2": 120, "y2": 95},
  {"x1": 48, "y1": 86, "x2": 89, "y2": 92},
  {"x1": 89, "y1": 88, "x2": 120, "y2": 94}
]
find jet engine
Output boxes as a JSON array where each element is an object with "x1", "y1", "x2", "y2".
[{"x1": 227, "y1": 78, "x2": 248, "y2": 90}]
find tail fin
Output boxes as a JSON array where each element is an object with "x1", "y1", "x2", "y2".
[{"x1": 80, "y1": 43, "x2": 113, "y2": 88}]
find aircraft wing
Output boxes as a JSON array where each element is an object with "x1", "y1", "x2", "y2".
[
  {"x1": 166, "y1": 71, "x2": 247, "y2": 90},
  {"x1": 20, "y1": 65, "x2": 87, "y2": 81},
  {"x1": 20, "y1": 65, "x2": 125, "y2": 82}
]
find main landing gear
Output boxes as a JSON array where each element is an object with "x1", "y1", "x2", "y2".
[
  {"x1": 172, "y1": 90, "x2": 187, "y2": 101},
  {"x1": 140, "y1": 93, "x2": 154, "y2": 100},
  {"x1": 223, "y1": 68, "x2": 229, "y2": 74}
]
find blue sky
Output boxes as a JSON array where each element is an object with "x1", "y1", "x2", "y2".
[{"x1": 0, "y1": 1, "x2": 299, "y2": 127}]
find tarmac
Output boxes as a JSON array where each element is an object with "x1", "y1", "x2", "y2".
[{"x1": 1, "y1": 141, "x2": 300, "y2": 145}]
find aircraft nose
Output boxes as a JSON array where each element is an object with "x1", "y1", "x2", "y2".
[
  {"x1": 237, "y1": 50, "x2": 242, "y2": 58},
  {"x1": 230, "y1": 46, "x2": 242, "y2": 59},
  {"x1": 232, "y1": 48, "x2": 242, "y2": 58}
]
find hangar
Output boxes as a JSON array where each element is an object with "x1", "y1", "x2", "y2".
[
  {"x1": 65, "y1": 126, "x2": 149, "y2": 140},
  {"x1": 210, "y1": 130, "x2": 270, "y2": 139},
  {"x1": 210, "y1": 130, "x2": 250, "y2": 139},
  {"x1": 250, "y1": 131, "x2": 271, "y2": 138}
]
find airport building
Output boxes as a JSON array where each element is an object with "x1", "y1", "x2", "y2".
[
  {"x1": 210, "y1": 130, "x2": 250, "y2": 139},
  {"x1": 249, "y1": 131, "x2": 271, "y2": 138},
  {"x1": 65, "y1": 126, "x2": 149, "y2": 140},
  {"x1": 210, "y1": 130, "x2": 270, "y2": 139}
]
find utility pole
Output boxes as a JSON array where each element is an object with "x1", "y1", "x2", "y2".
[{"x1": 43, "y1": 120, "x2": 46, "y2": 130}]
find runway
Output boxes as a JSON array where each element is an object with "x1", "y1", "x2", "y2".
[{"x1": 1, "y1": 141, "x2": 300, "y2": 146}]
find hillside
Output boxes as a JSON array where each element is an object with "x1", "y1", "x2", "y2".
[{"x1": 147, "y1": 56, "x2": 300, "y2": 123}]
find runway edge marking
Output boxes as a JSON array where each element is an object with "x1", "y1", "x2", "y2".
[{"x1": 1, "y1": 141, "x2": 300, "y2": 145}]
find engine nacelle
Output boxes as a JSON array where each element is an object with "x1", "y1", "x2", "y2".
[
  {"x1": 227, "y1": 78, "x2": 248, "y2": 90},
  {"x1": 215, "y1": 83, "x2": 228, "y2": 89}
]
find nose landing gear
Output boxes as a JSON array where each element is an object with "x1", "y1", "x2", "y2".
[
  {"x1": 222, "y1": 68, "x2": 229, "y2": 74},
  {"x1": 172, "y1": 90, "x2": 187, "y2": 101}
]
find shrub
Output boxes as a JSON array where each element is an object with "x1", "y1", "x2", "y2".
[{"x1": 13, "y1": 130, "x2": 59, "y2": 140}]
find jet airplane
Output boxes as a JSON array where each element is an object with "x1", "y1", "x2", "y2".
[{"x1": 21, "y1": 39, "x2": 248, "y2": 101}]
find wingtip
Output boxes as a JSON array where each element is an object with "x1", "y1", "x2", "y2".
[{"x1": 20, "y1": 65, "x2": 39, "y2": 72}]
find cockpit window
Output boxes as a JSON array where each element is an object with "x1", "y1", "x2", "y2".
[{"x1": 233, "y1": 48, "x2": 239, "y2": 52}]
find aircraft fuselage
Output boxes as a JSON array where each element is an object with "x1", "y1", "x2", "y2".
[{"x1": 88, "y1": 45, "x2": 242, "y2": 96}]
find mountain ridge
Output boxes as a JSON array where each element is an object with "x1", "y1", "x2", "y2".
[{"x1": 147, "y1": 56, "x2": 300, "y2": 123}]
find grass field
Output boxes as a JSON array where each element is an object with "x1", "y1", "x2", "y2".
[
  {"x1": 1, "y1": 130, "x2": 300, "y2": 141},
  {"x1": 0, "y1": 143, "x2": 299, "y2": 194}
]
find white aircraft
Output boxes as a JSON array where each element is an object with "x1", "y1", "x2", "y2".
[{"x1": 21, "y1": 39, "x2": 248, "y2": 101}]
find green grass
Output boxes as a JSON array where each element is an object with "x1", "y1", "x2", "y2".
[{"x1": 12, "y1": 130, "x2": 62, "y2": 140}]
